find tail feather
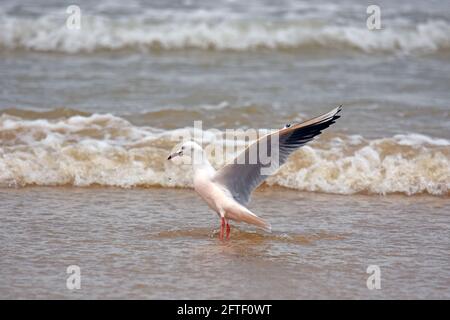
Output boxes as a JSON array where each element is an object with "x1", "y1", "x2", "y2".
[
  {"x1": 226, "y1": 205, "x2": 271, "y2": 232},
  {"x1": 244, "y1": 213, "x2": 272, "y2": 232}
]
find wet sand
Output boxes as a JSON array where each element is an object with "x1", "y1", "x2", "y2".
[{"x1": 1, "y1": 186, "x2": 448, "y2": 299}]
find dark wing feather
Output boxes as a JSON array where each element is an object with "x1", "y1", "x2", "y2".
[{"x1": 213, "y1": 106, "x2": 342, "y2": 206}]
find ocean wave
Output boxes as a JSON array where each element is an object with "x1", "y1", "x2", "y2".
[
  {"x1": 1, "y1": 13, "x2": 450, "y2": 53},
  {"x1": 1, "y1": 112, "x2": 449, "y2": 196}
]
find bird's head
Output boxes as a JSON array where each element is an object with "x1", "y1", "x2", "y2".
[{"x1": 167, "y1": 141, "x2": 203, "y2": 160}]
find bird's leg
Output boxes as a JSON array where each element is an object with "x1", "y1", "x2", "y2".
[
  {"x1": 226, "y1": 221, "x2": 231, "y2": 240},
  {"x1": 219, "y1": 217, "x2": 225, "y2": 240}
]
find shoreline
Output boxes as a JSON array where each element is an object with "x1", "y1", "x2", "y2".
[{"x1": 1, "y1": 184, "x2": 449, "y2": 199}]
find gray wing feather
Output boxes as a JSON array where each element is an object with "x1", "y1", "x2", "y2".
[{"x1": 213, "y1": 106, "x2": 342, "y2": 206}]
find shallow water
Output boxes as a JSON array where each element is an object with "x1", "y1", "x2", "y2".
[{"x1": 0, "y1": 187, "x2": 448, "y2": 299}]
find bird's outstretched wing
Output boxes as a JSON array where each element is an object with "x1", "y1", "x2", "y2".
[{"x1": 213, "y1": 106, "x2": 342, "y2": 206}]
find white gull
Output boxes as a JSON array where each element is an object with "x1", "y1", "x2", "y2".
[{"x1": 167, "y1": 106, "x2": 342, "y2": 239}]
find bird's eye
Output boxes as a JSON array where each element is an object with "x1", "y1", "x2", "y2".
[{"x1": 181, "y1": 146, "x2": 185, "y2": 150}]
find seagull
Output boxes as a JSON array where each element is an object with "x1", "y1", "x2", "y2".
[{"x1": 167, "y1": 106, "x2": 342, "y2": 240}]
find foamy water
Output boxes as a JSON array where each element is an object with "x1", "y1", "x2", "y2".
[
  {"x1": 2, "y1": 14, "x2": 450, "y2": 53},
  {"x1": 1, "y1": 112, "x2": 449, "y2": 196},
  {"x1": 1, "y1": 0, "x2": 450, "y2": 54}
]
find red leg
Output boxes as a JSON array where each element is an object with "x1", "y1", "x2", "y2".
[
  {"x1": 226, "y1": 221, "x2": 231, "y2": 240},
  {"x1": 219, "y1": 217, "x2": 225, "y2": 240}
]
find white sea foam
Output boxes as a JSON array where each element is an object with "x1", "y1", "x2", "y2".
[
  {"x1": 1, "y1": 113, "x2": 449, "y2": 196},
  {"x1": 391, "y1": 133, "x2": 450, "y2": 147},
  {"x1": 1, "y1": 12, "x2": 449, "y2": 53}
]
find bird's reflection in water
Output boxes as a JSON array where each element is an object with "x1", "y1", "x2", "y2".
[{"x1": 151, "y1": 227, "x2": 346, "y2": 259}]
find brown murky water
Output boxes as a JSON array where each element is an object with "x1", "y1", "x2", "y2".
[{"x1": 1, "y1": 186, "x2": 448, "y2": 299}]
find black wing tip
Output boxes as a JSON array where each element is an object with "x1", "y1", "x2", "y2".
[{"x1": 331, "y1": 104, "x2": 342, "y2": 120}]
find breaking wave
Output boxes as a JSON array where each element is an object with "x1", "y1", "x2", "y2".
[
  {"x1": 0, "y1": 112, "x2": 449, "y2": 196},
  {"x1": 1, "y1": 13, "x2": 450, "y2": 54}
]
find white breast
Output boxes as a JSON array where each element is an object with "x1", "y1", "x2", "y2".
[{"x1": 194, "y1": 169, "x2": 231, "y2": 216}]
